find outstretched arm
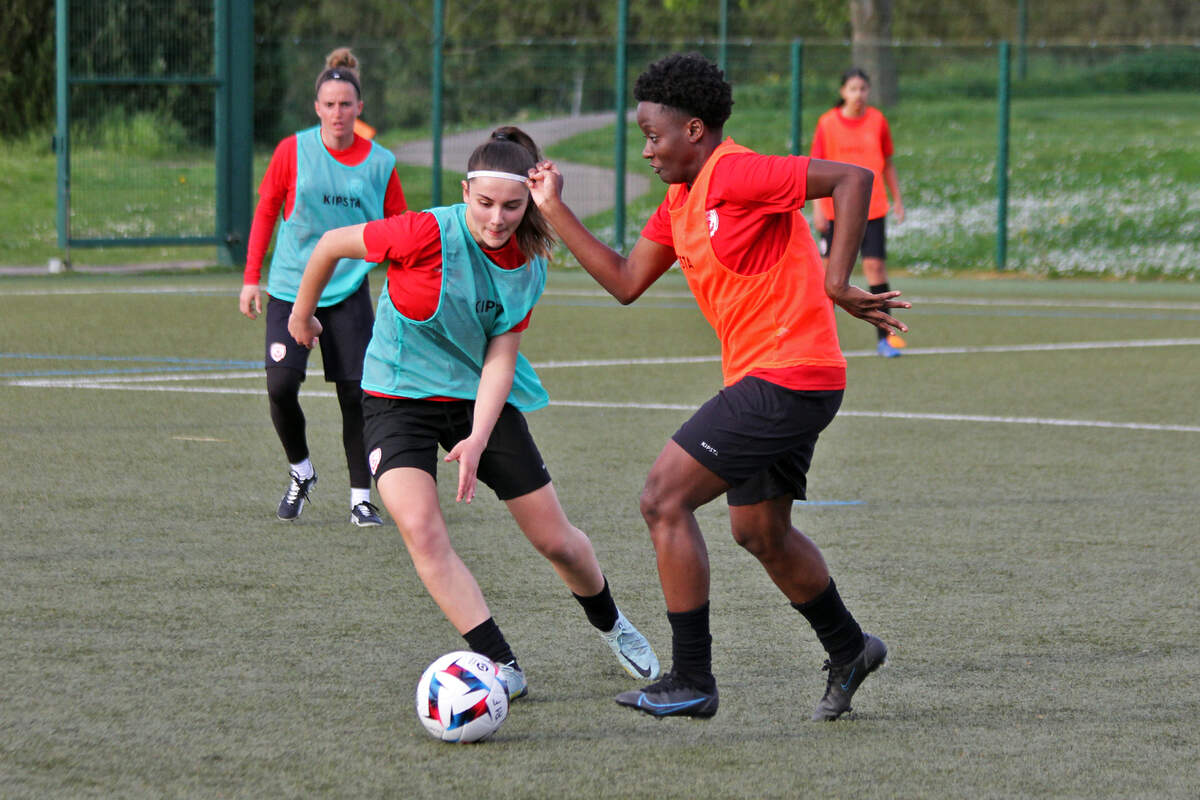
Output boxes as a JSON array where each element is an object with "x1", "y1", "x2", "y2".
[
  {"x1": 287, "y1": 223, "x2": 369, "y2": 348},
  {"x1": 807, "y1": 159, "x2": 910, "y2": 335},
  {"x1": 443, "y1": 330, "x2": 522, "y2": 504},
  {"x1": 528, "y1": 161, "x2": 676, "y2": 304}
]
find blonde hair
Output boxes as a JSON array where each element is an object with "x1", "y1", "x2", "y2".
[{"x1": 315, "y1": 47, "x2": 361, "y2": 98}]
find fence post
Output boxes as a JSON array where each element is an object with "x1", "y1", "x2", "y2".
[
  {"x1": 790, "y1": 39, "x2": 803, "y2": 155},
  {"x1": 215, "y1": 0, "x2": 252, "y2": 266},
  {"x1": 54, "y1": 0, "x2": 70, "y2": 256},
  {"x1": 718, "y1": 0, "x2": 729, "y2": 75},
  {"x1": 996, "y1": 41, "x2": 1011, "y2": 270},
  {"x1": 613, "y1": 0, "x2": 628, "y2": 251},
  {"x1": 430, "y1": 0, "x2": 445, "y2": 207},
  {"x1": 225, "y1": 0, "x2": 253, "y2": 265}
]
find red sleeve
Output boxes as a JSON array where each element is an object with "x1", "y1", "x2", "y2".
[
  {"x1": 362, "y1": 211, "x2": 441, "y2": 266},
  {"x1": 879, "y1": 114, "x2": 894, "y2": 159},
  {"x1": 709, "y1": 153, "x2": 809, "y2": 212},
  {"x1": 383, "y1": 169, "x2": 407, "y2": 217},
  {"x1": 639, "y1": 194, "x2": 675, "y2": 249},
  {"x1": 244, "y1": 136, "x2": 296, "y2": 284},
  {"x1": 507, "y1": 309, "x2": 533, "y2": 334}
]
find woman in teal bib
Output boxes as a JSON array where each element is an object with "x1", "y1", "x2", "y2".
[
  {"x1": 287, "y1": 128, "x2": 660, "y2": 701},
  {"x1": 238, "y1": 48, "x2": 406, "y2": 526}
]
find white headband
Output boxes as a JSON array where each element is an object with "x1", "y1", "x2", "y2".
[{"x1": 466, "y1": 170, "x2": 529, "y2": 183}]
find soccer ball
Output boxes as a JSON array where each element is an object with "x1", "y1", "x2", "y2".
[{"x1": 415, "y1": 650, "x2": 509, "y2": 743}]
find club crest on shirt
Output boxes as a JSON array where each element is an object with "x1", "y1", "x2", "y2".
[
  {"x1": 368, "y1": 447, "x2": 382, "y2": 475},
  {"x1": 269, "y1": 342, "x2": 287, "y2": 362},
  {"x1": 707, "y1": 209, "x2": 719, "y2": 237}
]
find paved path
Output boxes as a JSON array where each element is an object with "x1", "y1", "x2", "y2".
[
  {"x1": 2, "y1": 113, "x2": 648, "y2": 275},
  {"x1": 392, "y1": 111, "x2": 651, "y2": 221}
]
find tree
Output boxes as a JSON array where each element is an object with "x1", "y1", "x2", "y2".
[{"x1": 849, "y1": 0, "x2": 897, "y2": 106}]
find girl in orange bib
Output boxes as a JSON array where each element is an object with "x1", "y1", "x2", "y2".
[{"x1": 811, "y1": 67, "x2": 907, "y2": 357}]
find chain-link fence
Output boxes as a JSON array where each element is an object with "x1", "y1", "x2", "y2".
[{"x1": 57, "y1": 28, "x2": 1200, "y2": 275}]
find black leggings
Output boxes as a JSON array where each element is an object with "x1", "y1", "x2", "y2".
[{"x1": 266, "y1": 367, "x2": 371, "y2": 489}]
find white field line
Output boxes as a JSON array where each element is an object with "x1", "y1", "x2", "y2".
[
  {"x1": 12, "y1": 337, "x2": 1196, "y2": 386},
  {"x1": 9, "y1": 336, "x2": 1198, "y2": 434}
]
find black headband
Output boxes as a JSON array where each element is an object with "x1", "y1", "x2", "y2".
[{"x1": 317, "y1": 68, "x2": 361, "y2": 96}]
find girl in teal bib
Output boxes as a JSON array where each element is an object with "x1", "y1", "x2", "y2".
[{"x1": 288, "y1": 127, "x2": 660, "y2": 701}]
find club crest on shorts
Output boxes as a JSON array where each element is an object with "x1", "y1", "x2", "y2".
[
  {"x1": 369, "y1": 447, "x2": 382, "y2": 475},
  {"x1": 269, "y1": 342, "x2": 287, "y2": 362},
  {"x1": 707, "y1": 209, "x2": 719, "y2": 237}
]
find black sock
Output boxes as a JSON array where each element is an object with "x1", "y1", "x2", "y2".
[
  {"x1": 572, "y1": 576, "x2": 619, "y2": 632},
  {"x1": 667, "y1": 602, "x2": 715, "y2": 690},
  {"x1": 463, "y1": 617, "x2": 517, "y2": 668},
  {"x1": 792, "y1": 578, "x2": 864, "y2": 666},
  {"x1": 869, "y1": 283, "x2": 891, "y2": 340}
]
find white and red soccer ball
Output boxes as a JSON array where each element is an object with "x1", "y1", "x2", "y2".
[{"x1": 415, "y1": 651, "x2": 508, "y2": 743}]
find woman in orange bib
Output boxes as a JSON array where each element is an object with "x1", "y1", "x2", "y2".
[
  {"x1": 812, "y1": 67, "x2": 907, "y2": 357},
  {"x1": 530, "y1": 53, "x2": 909, "y2": 722}
]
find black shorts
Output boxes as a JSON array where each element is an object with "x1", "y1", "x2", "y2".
[
  {"x1": 671, "y1": 376, "x2": 843, "y2": 506},
  {"x1": 264, "y1": 279, "x2": 374, "y2": 382},
  {"x1": 819, "y1": 216, "x2": 886, "y2": 261},
  {"x1": 361, "y1": 395, "x2": 552, "y2": 501}
]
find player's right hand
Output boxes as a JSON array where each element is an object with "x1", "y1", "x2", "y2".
[
  {"x1": 527, "y1": 161, "x2": 563, "y2": 209},
  {"x1": 287, "y1": 312, "x2": 322, "y2": 349},
  {"x1": 239, "y1": 284, "x2": 263, "y2": 319}
]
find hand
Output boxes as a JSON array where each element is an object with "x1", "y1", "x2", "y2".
[
  {"x1": 893, "y1": 200, "x2": 905, "y2": 225},
  {"x1": 287, "y1": 311, "x2": 323, "y2": 349},
  {"x1": 527, "y1": 161, "x2": 564, "y2": 209},
  {"x1": 828, "y1": 284, "x2": 911, "y2": 336},
  {"x1": 239, "y1": 284, "x2": 263, "y2": 319},
  {"x1": 444, "y1": 436, "x2": 487, "y2": 503}
]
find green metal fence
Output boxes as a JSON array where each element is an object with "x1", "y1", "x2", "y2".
[
  {"x1": 54, "y1": 0, "x2": 253, "y2": 265},
  {"x1": 53, "y1": 23, "x2": 1199, "y2": 275}
]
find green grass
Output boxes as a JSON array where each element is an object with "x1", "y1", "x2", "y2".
[
  {"x1": 5, "y1": 90, "x2": 1199, "y2": 278},
  {"x1": 545, "y1": 90, "x2": 1200, "y2": 278},
  {"x1": 1, "y1": 270, "x2": 1198, "y2": 797}
]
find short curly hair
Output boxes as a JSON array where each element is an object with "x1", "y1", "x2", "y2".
[{"x1": 633, "y1": 52, "x2": 733, "y2": 130}]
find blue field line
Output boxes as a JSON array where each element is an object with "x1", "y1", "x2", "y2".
[
  {"x1": 793, "y1": 499, "x2": 865, "y2": 506},
  {"x1": 0, "y1": 352, "x2": 259, "y2": 378}
]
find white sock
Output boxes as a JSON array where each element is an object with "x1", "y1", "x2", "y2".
[
  {"x1": 289, "y1": 459, "x2": 314, "y2": 480},
  {"x1": 351, "y1": 488, "x2": 371, "y2": 507}
]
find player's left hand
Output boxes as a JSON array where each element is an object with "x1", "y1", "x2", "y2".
[
  {"x1": 444, "y1": 436, "x2": 486, "y2": 503},
  {"x1": 828, "y1": 284, "x2": 911, "y2": 336}
]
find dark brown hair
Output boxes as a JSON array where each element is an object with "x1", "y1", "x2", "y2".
[
  {"x1": 466, "y1": 126, "x2": 554, "y2": 260},
  {"x1": 835, "y1": 67, "x2": 870, "y2": 108}
]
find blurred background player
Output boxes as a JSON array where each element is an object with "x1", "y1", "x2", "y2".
[
  {"x1": 287, "y1": 127, "x2": 659, "y2": 700},
  {"x1": 811, "y1": 67, "x2": 907, "y2": 357},
  {"x1": 238, "y1": 48, "x2": 407, "y2": 524},
  {"x1": 530, "y1": 52, "x2": 905, "y2": 721}
]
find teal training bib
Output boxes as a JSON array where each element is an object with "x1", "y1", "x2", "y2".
[
  {"x1": 362, "y1": 204, "x2": 549, "y2": 411},
  {"x1": 268, "y1": 127, "x2": 396, "y2": 306}
]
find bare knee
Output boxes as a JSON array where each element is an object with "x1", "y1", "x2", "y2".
[
  {"x1": 730, "y1": 518, "x2": 788, "y2": 559},
  {"x1": 639, "y1": 472, "x2": 684, "y2": 529},
  {"x1": 528, "y1": 527, "x2": 587, "y2": 566}
]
